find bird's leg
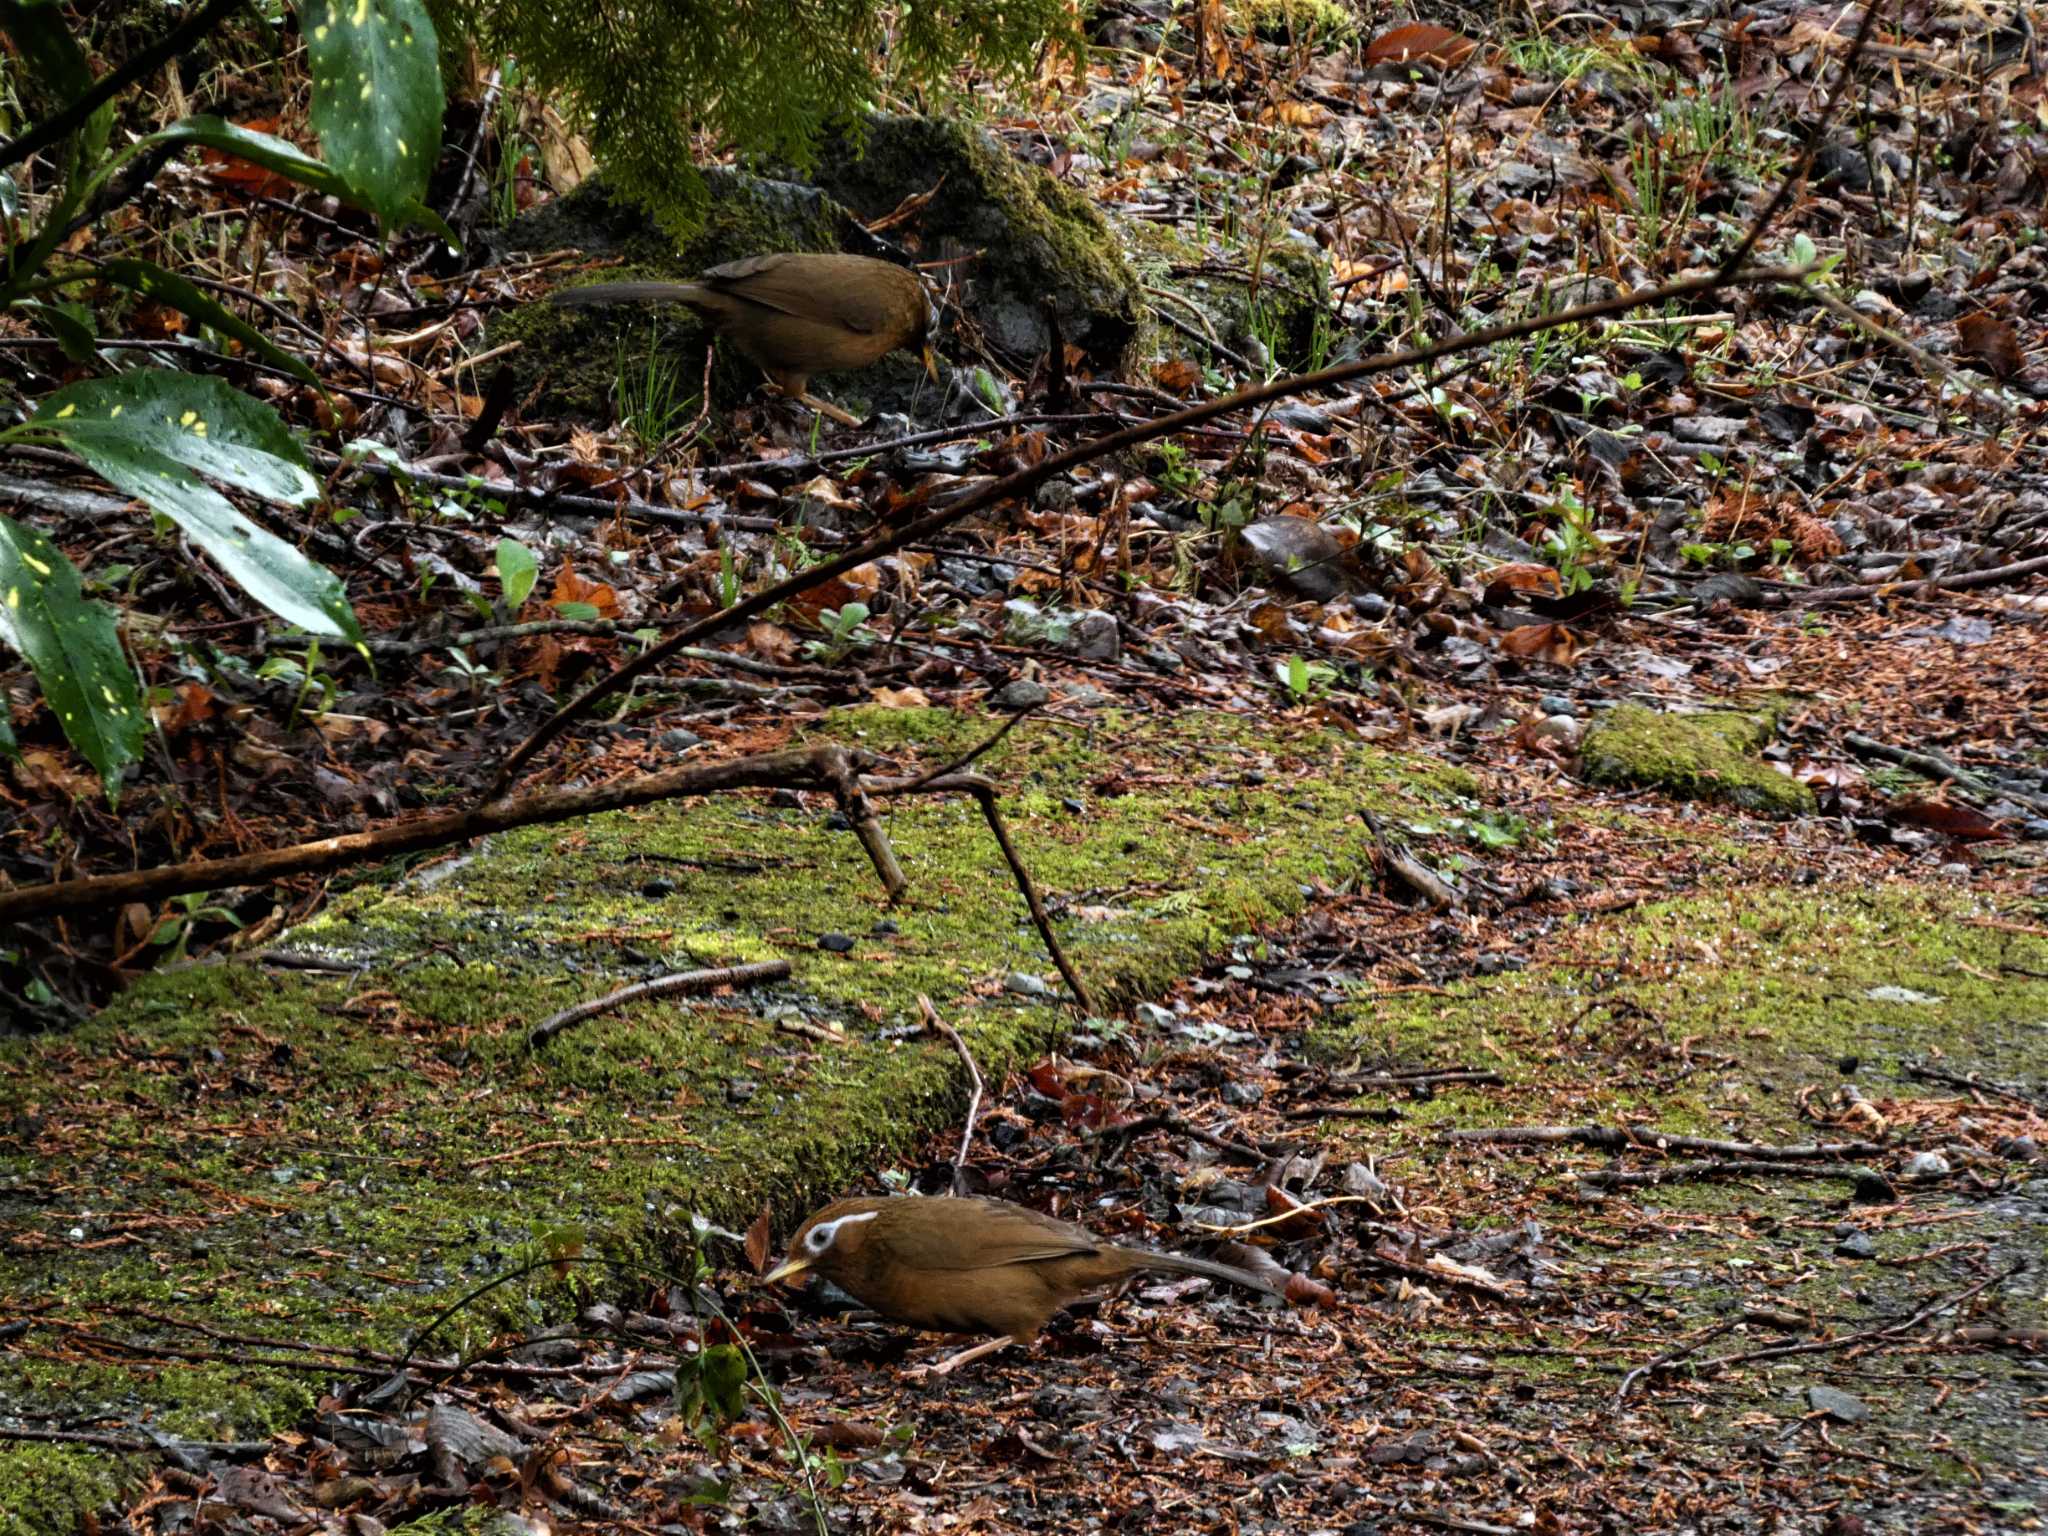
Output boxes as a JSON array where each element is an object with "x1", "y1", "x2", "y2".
[
  {"x1": 794, "y1": 390, "x2": 863, "y2": 429},
  {"x1": 908, "y1": 1334, "x2": 1017, "y2": 1378}
]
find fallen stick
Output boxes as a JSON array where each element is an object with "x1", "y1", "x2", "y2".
[
  {"x1": 527, "y1": 960, "x2": 791, "y2": 1048},
  {"x1": 1574, "y1": 1159, "x2": 1870, "y2": 1190},
  {"x1": 1775, "y1": 551, "x2": 2048, "y2": 608},
  {"x1": 1442, "y1": 1125, "x2": 1885, "y2": 1160}
]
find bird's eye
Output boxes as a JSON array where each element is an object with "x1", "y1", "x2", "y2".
[{"x1": 806, "y1": 1227, "x2": 829, "y2": 1252}]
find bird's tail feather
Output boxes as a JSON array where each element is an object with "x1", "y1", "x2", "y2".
[
  {"x1": 550, "y1": 282, "x2": 707, "y2": 309},
  {"x1": 1128, "y1": 1249, "x2": 1287, "y2": 1300}
]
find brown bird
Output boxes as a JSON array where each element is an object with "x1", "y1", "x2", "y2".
[
  {"x1": 763, "y1": 1195, "x2": 1286, "y2": 1374},
  {"x1": 550, "y1": 252, "x2": 935, "y2": 427}
]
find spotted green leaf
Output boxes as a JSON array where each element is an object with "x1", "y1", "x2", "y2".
[
  {"x1": 30, "y1": 372, "x2": 363, "y2": 648},
  {"x1": 0, "y1": 514, "x2": 143, "y2": 798},
  {"x1": 301, "y1": 0, "x2": 443, "y2": 226}
]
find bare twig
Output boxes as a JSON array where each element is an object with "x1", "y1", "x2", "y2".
[
  {"x1": 1442, "y1": 1125, "x2": 1885, "y2": 1160},
  {"x1": 527, "y1": 960, "x2": 791, "y2": 1048},
  {"x1": 919, "y1": 995, "x2": 983, "y2": 1193},
  {"x1": 1772, "y1": 551, "x2": 2048, "y2": 607}
]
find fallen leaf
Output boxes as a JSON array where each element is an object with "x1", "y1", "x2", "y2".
[{"x1": 1365, "y1": 23, "x2": 1477, "y2": 68}]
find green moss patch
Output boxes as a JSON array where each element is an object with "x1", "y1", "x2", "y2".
[
  {"x1": 1579, "y1": 699, "x2": 1815, "y2": 815},
  {"x1": 0, "y1": 709, "x2": 1470, "y2": 1529},
  {"x1": 1313, "y1": 882, "x2": 2048, "y2": 1124}
]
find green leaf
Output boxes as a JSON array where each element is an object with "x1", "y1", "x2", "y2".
[
  {"x1": 29, "y1": 372, "x2": 363, "y2": 648},
  {"x1": 495, "y1": 538, "x2": 537, "y2": 608},
  {"x1": 554, "y1": 600, "x2": 599, "y2": 622},
  {"x1": 301, "y1": 0, "x2": 444, "y2": 226},
  {"x1": 14, "y1": 298, "x2": 96, "y2": 361},
  {"x1": 0, "y1": 514, "x2": 144, "y2": 797},
  {"x1": 88, "y1": 258, "x2": 322, "y2": 387},
  {"x1": 0, "y1": 170, "x2": 17, "y2": 220}
]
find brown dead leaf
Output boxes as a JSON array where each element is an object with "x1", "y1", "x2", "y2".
[
  {"x1": 1482, "y1": 562, "x2": 1564, "y2": 601},
  {"x1": 744, "y1": 1207, "x2": 773, "y2": 1274},
  {"x1": 551, "y1": 563, "x2": 620, "y2": 618},
  {"x1": 1956, "y1": 311, "x2": 2026, "y2": 381},
  {"x1": 1152, "y1": 358, "x2": 1204, "y2": 396},
  {"x1": 1365, "y1": 22, "x2": 1477, "y2": 68},
  {"x1": 870, "y1": 685, "x2": 932, "y2": 709},
  {"x1": 1891, "y1": 797, "x2": 2005, "y2": 840},
  {"x1": 785, "y1": 563, "x2": 881, "y2": 625},
  {"x1": 1498, "y1": 622, "x2": 1584, "y2": 664},
  {"x1": 747, "y1": 622, "x2": 799, "y2": 665}
]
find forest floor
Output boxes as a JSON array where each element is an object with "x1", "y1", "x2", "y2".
[{"x1": 5, "y1": 1, "x2": 2048, "y2": 1534}]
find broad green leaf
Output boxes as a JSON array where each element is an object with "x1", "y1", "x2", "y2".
[
  {"x1": 30, "y1": 372, "x2": 363, "y2": 647},
  {"x1": 127, "y1": 116, "x2": 457, "y2": 245},
  {"x1": 0, "y1": 170, "x2": 17, "y2": 220},
  {"x1": 91, "y1": 259, "x2": 321, "y2": 388},
  {"x1": 495, "y1": 538, "x2": 537, "y2": 607},
  {"x1": 0, "y1": 514, "x2": 144, "y2": 797},
  {"x1": 300, "y1": 0, "x2": 442, "y2": 225}
]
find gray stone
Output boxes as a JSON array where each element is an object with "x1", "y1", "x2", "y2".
[
  {"x1": 989, "y1": 679, "x2": 1051, "y2": 711},
  {"x1": 1834, "y1": 1231, "x2": 1876, "y2": 1259},
  {"x1": 1006, "y1": 971, "x2": 1053, "y2": 999},
  {"x1": 1805, "y1": 1385, "x2": 1870, "y2": 1424},
  {"x1": 1902, "y1": 1151, "x2": 1951, "y2": 1178},
  {"x1": 1240, "y1": 515, "x2": 1352, "y2": 601}
]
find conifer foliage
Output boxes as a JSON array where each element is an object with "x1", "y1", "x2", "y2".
[{"x1": 431, "y1": 0, "x2": 1079, "y2": 239}]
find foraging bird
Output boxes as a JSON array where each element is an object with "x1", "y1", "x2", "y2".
[
  {"x1": 763, "y1": 1194, "x2": 1286, "y2": 1374},
  {"x1": 550, "y1": 252, "x2": 936, "y2": 426}
]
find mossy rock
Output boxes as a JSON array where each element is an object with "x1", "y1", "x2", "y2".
[
  {"x1": 1125, "y1": 218, "x2": 1335, "y2": 375},
  {"x1": 1579, "y1": 700, "x2": 1815, "y2": 815},
  {"x1": 487, "y1": 169, "x2": 935, "y2": 423},
  {"x1": 811, "y1": 114, "x2": 1144, "y2": 369}
]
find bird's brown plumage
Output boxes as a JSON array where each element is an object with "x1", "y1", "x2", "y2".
[
  {"x1": 550, "y1": 253, "x2": 932, "y2": 423},
  {"x1": 763, "y1": 1195, "x2": 1283, "y2": 1372}
]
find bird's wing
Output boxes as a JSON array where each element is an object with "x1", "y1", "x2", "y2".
[
  {"x1": 699, "y1": 254, "x2": 886, "y2": 336},
  {"x1": 883, "y1": 1200, "x2": 1100, "y2": 1271}
]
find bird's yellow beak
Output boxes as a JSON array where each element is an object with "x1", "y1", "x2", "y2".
[
  {"x1": 921, "y1": 343, "x2": 938, "y2": 382},
  {"x1": 762, "y1": 1256, "x2": 812, "y2": 1285}
]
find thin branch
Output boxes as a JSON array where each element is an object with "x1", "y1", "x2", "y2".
[
  {"x1": 528, "y1": 960, "x2": 791, "y2": 1048},
  {"x1": 919, "y1": 995, "x2": 983, "y2": 1193}
]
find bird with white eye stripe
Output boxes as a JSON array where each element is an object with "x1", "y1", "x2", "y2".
[{"x1": 763, "y1": 1195, "x2": 1288, "y2": 1374}]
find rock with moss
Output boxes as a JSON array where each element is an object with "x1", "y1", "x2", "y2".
[
  {"x1": 1124, "y1": 217, "x2": 1335, "y2": 375},
  {"x1": 810, "y1": 114, "x2": 1144, "y2": 369},
  {"x1": 1578, "y1": 700, "x2": 1815, "y2": 815},
  {"x1": 488, "y1": 169, "x2": 930, "y2": 423}
]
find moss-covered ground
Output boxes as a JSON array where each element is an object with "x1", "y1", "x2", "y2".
[
  {"x1": 0, "y1": 707, "x2": 1470, "y2": 1531},
  {"x1": 1299, "y1": 879, "x2": 2048, "y2": 1520}
]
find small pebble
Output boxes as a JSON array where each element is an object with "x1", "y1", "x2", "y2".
[
  {"x1": 1834, "y1": 1232, "x2": 1876, "y2": 1259},
  {"x1": 1902, "y1": 1151, "x2": 1950, "y2": 1179},
  {"x1": 1006, "y1": 972, "x2": 1053, "y2": 999},
  {"x1": 818, "y1": 933, "x2": 856, "y2": 954}
]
